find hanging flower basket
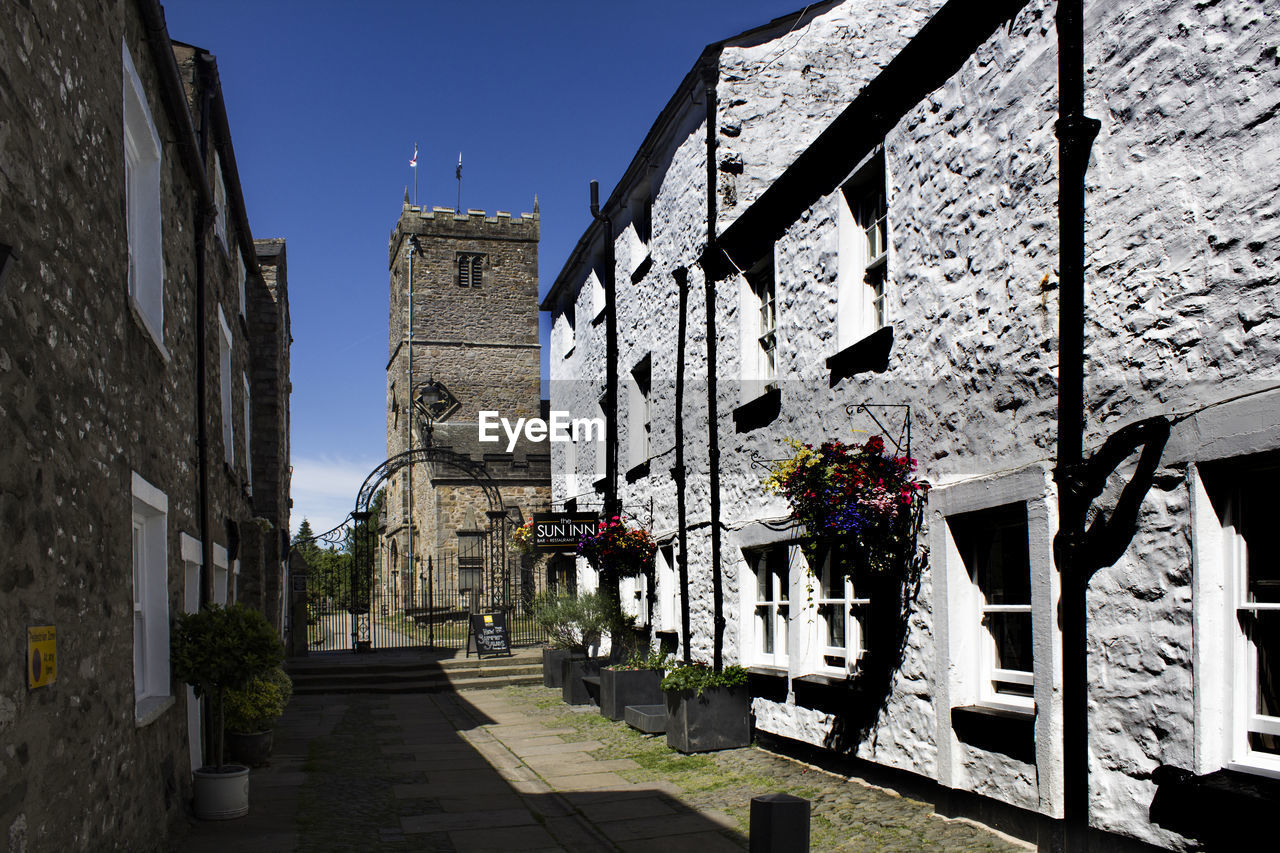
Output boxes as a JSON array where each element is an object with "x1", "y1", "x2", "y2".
[
  {"x1": 765, "y1": 435, "x2": 928, "y2": 578},
  {"x1": 511, "y1": 519, "x2": 537, "y2": 557},
  {"x1": 577, "y1": 516, "x2": 657, "y2": 579}
]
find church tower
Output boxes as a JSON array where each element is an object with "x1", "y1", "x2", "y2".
[{"x1": 382, "y1": 200, "x2": 549, "y2": 617}]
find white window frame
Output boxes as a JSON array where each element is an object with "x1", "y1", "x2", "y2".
[
  {"x1": 218, "y1": 306, "x2": 234, "y2": 465},
  {"x1": 212, "y1": 544, "x2": 229, "y2": 606},
  {"x1": 745, "y1": 544, "x2": 791, "y2": 669},
  {"x1": 180, "y1": 533, "x2": 203, "y2": 772},
  {"x1": 242, "y1": 372, "x2": 252, "y2": 489},
  {"x1": 620, "y1": 573, "x2": 649, "y2": 627},
  {"x1": 236, "y1": 249, "x2": 246, "y2": 318},
  {"x1": 807, "y1": 552, "x2": 870, "y2": 677},
  {"x1": 656, "y1": 542, "x2": 679, "y2": 634},
  {"x1": 131, "y1": 472, "x2": 171, "y2": 724},
  {"x1": 949, "y1": 503, "x2": 1036, "y2": 713},
  {"x1": 1194, "y1": 460, "x2": 1280, "y2": 780},
  {"x1": 123, "y1": 41, "x2": 166, "y2": 358},
  {"x1": 739, "y1": 253, "x2": 777, "y2": 403},
  {"x1": 212, "y1": 150, "x2": 228, "y2": 250},
  {"x1": 836, "y1": 147, "x2": 888, "y2": 350}
]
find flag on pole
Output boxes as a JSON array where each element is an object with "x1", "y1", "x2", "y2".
[
  {"x1": 456, "y1": 152, "x2": 462, "y2": 180},
  {"x1": 409, "y1": 143, "x2": 418, "y2": 168}
]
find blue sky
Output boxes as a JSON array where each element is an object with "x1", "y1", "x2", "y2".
[{"x1": 159, "y1": 0, "x2": 808, "y2": 534}]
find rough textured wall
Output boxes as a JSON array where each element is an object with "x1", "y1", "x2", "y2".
[{"x1": 0, "y1": 4, "x2": 266, "y2": 850}]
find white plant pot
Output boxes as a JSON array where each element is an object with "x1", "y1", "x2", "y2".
[{"x1": 193, "y1": 765, "x2": 250, "y2": 819}]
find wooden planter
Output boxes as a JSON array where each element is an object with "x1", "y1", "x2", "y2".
[
  {"x1": 599, "y1": 668, "x2": 664, "y2": 721},
  {"x1": 664, "y1": 685, "x2": 751, "y2": 753}
]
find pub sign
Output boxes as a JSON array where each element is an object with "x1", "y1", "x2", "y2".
[{"x1": 531, "y1": 512, "x2": 600, "y2": 552}]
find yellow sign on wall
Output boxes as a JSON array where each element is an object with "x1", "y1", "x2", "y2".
[{"x1": 27, "y1": 626, "x2": 56, "y2": 689}]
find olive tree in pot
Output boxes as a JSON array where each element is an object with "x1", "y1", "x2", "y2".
[
  {"x1": 223, "y1": 667, "x2": 292, "y2": 768},
  {"x1": 172, "y1": 603, "x2": 284, "y2": 819},
  {"x1": 531, "y1": 591, "x2": 609, "y2": 703},
  {"x1": 660, "y1": 663, "x2": 751, "y2": 753}
]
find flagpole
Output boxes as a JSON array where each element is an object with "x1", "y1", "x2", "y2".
[{"x1": 456, "y1": 152, "x2": 462, "y2": 212}]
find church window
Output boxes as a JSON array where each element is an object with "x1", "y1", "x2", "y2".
[{"x1": 457, "y1": 253, "x2": 484, "y2": 288}]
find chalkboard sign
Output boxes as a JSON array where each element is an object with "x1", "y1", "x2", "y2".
[{"x1": 468, "y1": 612, "x2": 511, "y2": 659}]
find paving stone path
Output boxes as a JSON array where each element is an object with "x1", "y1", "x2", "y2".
[{"x1": 179, "y1": 680, "x2": 1031, "y2": 852}]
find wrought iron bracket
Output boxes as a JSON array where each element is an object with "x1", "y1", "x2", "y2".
[{"x1": 844, "y1": 403, "x2": 911, "y2": 458}]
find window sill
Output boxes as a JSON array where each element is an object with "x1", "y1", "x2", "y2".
[
  {"x1": 792, "y1": 672, "x2": 852, "y2": 689},
  {"x1": 826, "y1": 325, "x2": 892, "y2": 386},
  {"x1": 135, "y1": 694, "x2": 175, "y2": 728},
  {"x1": 746, "y1": 664, "x2": 788, "y2": 679},
  {"x1": 625, "y1": 460, "x2": 650, "y2": 483},
  {"x1": 732, "y1": 386, "x2": 781, "y2": 433},
  {"x1": 950, "y1": 704, "x2": 1035, "y2": 763}
]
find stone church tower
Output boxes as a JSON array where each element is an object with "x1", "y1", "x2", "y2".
[{"x1": 382, "y1": 200, "x2": 550, "y2": 614}]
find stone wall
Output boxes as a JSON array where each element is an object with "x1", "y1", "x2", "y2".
[
  {"x1": 384, "y1": 204, "x2": 549, "y2": 605},
  {"x1": 0, "y1": 4, "x2": 288, "y2": 849},
  {"x1": 546, "y1": 0, "x2": 1280, "y2": 849}
]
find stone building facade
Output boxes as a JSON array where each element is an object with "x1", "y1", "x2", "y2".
[
  {"x1": 0, "y1": 2, "x2": 291, "y2": 849},
  {"x1": 382, "y1": 202, "x2": 550, "y2": 616},
  {"x1": 543, "y1": 0, "x2": 1280, "y2": 849}
]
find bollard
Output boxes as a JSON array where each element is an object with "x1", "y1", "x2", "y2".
[{"x1": 750, "y1": 792, "x2": 810, "y2": 852}]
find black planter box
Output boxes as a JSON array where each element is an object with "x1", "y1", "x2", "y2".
[
  {"x1": 665, "y1": 686, "x2": 751, "y2": 753},
  {"x1": 542, "y1": 648, "x2": 574, "y2": 688},
  {"x1": 599, "y1": 668, "x2": 664, "y2": 721},
  {"x1": 561, "y1": 656, "x2": 602, "y2": 705}
]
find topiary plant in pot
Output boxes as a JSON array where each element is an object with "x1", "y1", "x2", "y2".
[
  {"x1": 660, "y1": 663, "x2": 751, "y2": 753},
  {"x1": 172, "y1": 603, "x2": 284, "y2": 819},
  {"x1": 223, "y1": 667, "x2": 292, "y2": 768}
]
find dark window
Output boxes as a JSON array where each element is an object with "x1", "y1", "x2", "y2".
[{"x1": 457, "y1": 253, "x2": 484, "y2": 288}]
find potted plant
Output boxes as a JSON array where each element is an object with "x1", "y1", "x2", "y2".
[
  {"x1": 599, "y1": 647, "x2": 671, "y2": 722},
  {"x1": 531, "y1": 591, "x2": 610, "y2": 703},
  {"x1": 172, "y1": 603, "x2": 284, "y2": 820},
  {"x1": 660, "y1": 663, "x2": 751, "y2": 753},
  {"x1": 765, "y1": 435, "x2": 928, "y2": 579},
  {"x1": 531, "y1": 591, "x2": 574, "y2": 688},
  {"x1": 223, "y1": 667, "x2": 292, "y2": 768}
]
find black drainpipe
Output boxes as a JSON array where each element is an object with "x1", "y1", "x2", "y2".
[
  {"x1": 591, "y1": 181, "x2": 623, "y2": 623},
  {"x1": 701, "y1": 69, "x2": 725, "y2": 671},
  {"x1": 195, "y1": 57, "x2": 216, "y2": 607},
  {"x1": 1053, "y1": 0, "x2": 1100, "y2": 847},
  {"x1": 673, "y1": 267, "x2": 693, "y2": 665}
]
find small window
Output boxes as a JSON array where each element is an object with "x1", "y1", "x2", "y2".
[
  {"x1": 740, "y1": 255, "x2": 777, "y2": 401},
  {"x1": 458, "y1": 531, "x2": 484, "y2": 592},
  {"x1": 656, "y1": 543, "x2": 678, "y2": 633},
  {"x1": 457, "y1": 253, "x2": 484, "y2": 288},
  {"x1": 218, "y1": 307, "x2": 233, "y2": 465},
  {"x1": 212, "y1": 150, "x2": 228, "y2": 250},
  {"x1": 815, "y1": 551, "x2": 870, "y2": 674},
  {"x1": 242, "y1": 373, "x2": 252, "y2": 488},
  {"x1": 1223, "y1": 479, "x2": 1280, "y2": 766},
  {"x1": 749, "y1": 545, "x2": 790, "y2": 668},
  {"x1": 951, "y1": 503, "x2": 1033, "y2": 709},
  {"x1": 123, "y1": 41, "x2": 165, "y2": 355},
  {"x1": 837, "y1": 150, "x2": 888, "y2": 348},
  {"x1": 131, "y1": 472, "x2": 170, "y2": 722}
]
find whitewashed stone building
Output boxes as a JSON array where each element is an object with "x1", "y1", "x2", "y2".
[{"x1": 542, "y1": 0, "x2": 1280, "y2": 849}]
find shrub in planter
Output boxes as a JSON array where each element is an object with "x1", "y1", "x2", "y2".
[
  {"x1": 532, "y1": 590, "x2": 610, "y2": 691},
  {"x1": 223, "y1": 667, "x2": 292, "y2": 767},
  {"x1": 600, "y1": 649, "x2": 671, "y2": 722},
  {"x1": 660, "y1": 663, "x2": 750, "y2": 753},
  {"x1": 172, "y1": 604, "x2": 284, "y2": 819}
]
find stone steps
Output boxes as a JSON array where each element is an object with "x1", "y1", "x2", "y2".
[{"x1": 287, "y1": 651, "x2": 543, "y2": 695}]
